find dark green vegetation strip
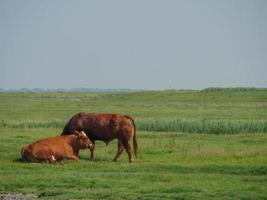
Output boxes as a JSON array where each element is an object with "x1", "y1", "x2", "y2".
[
  {"x1": 201, "y1": 87, "x2": 267, "y2": 92},
  {"x1": 137, "y1": 119, "x2": 267, "y2": 134},
  {"x1": 1, "y1": 118, "x2": 267, "y2": 134}
]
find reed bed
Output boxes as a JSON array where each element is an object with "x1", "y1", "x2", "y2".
[
  {"x1": 1, "y1": 118, "x2": 266, "y2": 134},
  {"x1": 136, "y1": 118, "x2": 267, "y2": 134}
]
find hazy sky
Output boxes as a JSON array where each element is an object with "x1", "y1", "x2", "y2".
[{"x1": 1, "y1": 0, "x2": 267, "y2": 90}]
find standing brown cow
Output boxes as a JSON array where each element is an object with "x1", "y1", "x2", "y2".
[
  {"x1": 62, "y1": 112, "x2": 137, "y2": 163},
  {"x1": 21, "y1": 131, "x2": 93, "y2": 163}
]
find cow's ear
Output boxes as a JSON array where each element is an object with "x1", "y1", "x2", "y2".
[{"x1": 74, "y1": 131, "x2": 80, "y2": 138}]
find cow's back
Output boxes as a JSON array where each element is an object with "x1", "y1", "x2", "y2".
[
  {"x1": 21, "y1": 136, "x2": 71, "y2": 162},
  {"x1": 62, "y1": 113, "x2": 135, "y2": 142},
  {"x1": 33, "y1": 137, "x2": 68, "y2": 158}
]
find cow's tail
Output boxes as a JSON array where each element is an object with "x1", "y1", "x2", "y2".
[
  {"x1": 125, "y1": 115, "x2": 138, "y2": 157},
  {"x1": 133, "y1": 127, "x2": 138, "y2": 157}
]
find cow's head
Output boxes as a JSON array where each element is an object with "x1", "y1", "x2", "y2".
[{"x1": 74, "y1": 131, "x2": 93, "y2": 150}]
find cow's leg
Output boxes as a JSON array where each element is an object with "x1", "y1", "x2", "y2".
[
  {"x1": 67, "y1": 154, "x2": 79, "y2": 160},
  {"x1": 43, "y1": 156, "x2": 54, "y2": 164},
  {"x1": 122, "y1": 140, "x2": 133, "y2": 163},
  {"x1": 90, "y1": 140, "x2": 95, "y2": 159},
  {"x1": 48, "y1": 155, "x2": 57, "y2": 164},
  {"x1": 75, "y1": 149, "x2": 80, "y2": 156},
  {"x1": 113, "y1": 140, "x2": 124, "y2": 162}
]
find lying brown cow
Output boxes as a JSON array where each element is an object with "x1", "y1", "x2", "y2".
[
  {"x1": 62, "y1": 112, "x2": 137, "y2": 163},
  {"x1": 21, "y1": 131, "x2": 93, "y2": 163}
]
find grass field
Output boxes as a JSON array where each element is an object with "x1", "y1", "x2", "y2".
[{"x1": 0, "y1": 89, "x2": 267, "y2": 199}]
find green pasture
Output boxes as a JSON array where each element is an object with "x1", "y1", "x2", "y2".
[{"x1": 0, "y1": 89, "x2": 267, "y2": 199}]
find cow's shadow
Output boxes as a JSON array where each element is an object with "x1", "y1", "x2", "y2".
[
  {"x1": 79, "y1": 156, "x2": 110, "y2": 162},
  {"x1": 13, "y1": 158, "x2": 24, "y2": 163},
  {"x1": 13, "y1": 156, "x2": 111, "y2": 164}
]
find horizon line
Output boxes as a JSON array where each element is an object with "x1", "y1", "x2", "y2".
[{"x1": 0, "y1": 87, "x2": 266, "y2": 92}]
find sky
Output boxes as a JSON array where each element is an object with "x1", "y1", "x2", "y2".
[{"x1": 0, "y1": 0, "x2": 267, "y2": 90}]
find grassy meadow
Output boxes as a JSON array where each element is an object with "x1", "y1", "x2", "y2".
[{"x1": 0, "y1": 89, "x2": 267, "y2": 199}]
